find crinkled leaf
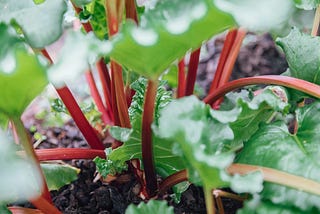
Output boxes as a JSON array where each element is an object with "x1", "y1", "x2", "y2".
[
  {"x1": 0, "y1": 24, "x2": 48, "y2": 117},
  {"x1": 94, "y1": 148, "x2": 128, "y2": 177},
  {"x1": 225, "y1": 86, "x2": 290, "y2": 151},
  {"x1": 215, "y1": 0, "x2": 295, "y2": 34},
  {"x1": 157, "y1": 96, "x2": 263, "y2": 193},
  {"x1": 125, "y1": 200, "x2": 174, "y2": 214},
  {"x1": 41, "y1": 163, "x2": 79, "y2": 191},
  {"x1": 0, "y1": 131, "x2": 42, "y2": 202},
  {"x1": 47, "y1": 31, "x2": 112, "y2": 88},
  {"x1": 294, "y1": 0, "x2": 320, "y2": 9},
  {"x1": 0, "y1": 0, "x2": 67, "y2": 48},
  {"x1": 277, "y1": 28, "x2": 320, "y2": 85},
  {"x1": 237, "y1": 102, "x2": 320, "y2": 212},
  {"x1": 82, "y1": 0, "x2": 108, "y2": 40},
  {"x1": 110, "y1": 0, "x2": 234, "y2": 79},
  {"x1": 238, "y1": 195, "x2": 303, "y2": 214},
  {"x1": 129, "y1": 78, "x2": 172, "y2": 125}
]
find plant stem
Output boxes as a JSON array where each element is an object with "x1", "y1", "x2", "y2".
[
  {"x1": 228, "y1": 163, "x2": 320, "y2": 196},
  {"x1": 56, "y1": 86, "x2": 104, "y2": 150},
  {"x1": 30, "y1": 195, "x2": 61, "y2": 214},
  {"x1": 125, "y1": 0, "x2": 138, "y2": 23},
  {"x1": 40, "y1": 49, "x2": 104, "y2": 149},
  {"x1": 209, "y1": 29, "x2": 237, "y2": 93},
  {"x1": 141, "y1": 79, "x2": 159, "y2": 197},
  {"x1": 85, "y1": 70, "x2": 112, "y2": 124},
  {"x1": 204, "y1": 75, "x2": 320, "y2": 105},
  {"x1": 96, "y1": 59, "x2": 114, "y2": 121},
  {"x1": 185, "y1": 48, "x2": 201, "y2": 96},
  {"x1": 106, "y1": 0, "x2": 131, "y2": 131},
  {"x1": 312, "y1": 6, "x2": 320, "y2": 36},
  {"x1": 204, "y1": 187, "x2": 215, "y2": 214},
  {"x1": 31, "y1": 148, "x2": 106, "y2": 161},
  {"x1": 158, "y1": 169, "x2": 187, "y2": 195},
  {"x1": 177, "y1": 59, "x2": 186, "y2": 98},
  {"x1": 11, "y1": 117, "x2": 52, "y2": 203}
]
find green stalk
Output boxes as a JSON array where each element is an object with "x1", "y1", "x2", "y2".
[
  {"x1": 141, "y1": 79, "x2": 159, "y2": 197},
  {"x1": 204, "y1": 186, "x2": 215, "y2": 214},
  {"x1": 11, "y1": 117, "x2": 52, "y2": 203}
]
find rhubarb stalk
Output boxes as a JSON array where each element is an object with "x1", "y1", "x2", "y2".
[
  {"x1": 185, "y1": 48, "x2": 201, "y2": 96},
  {"x1": 141, "y1": 79, "x2": 159, "y2": 197}
]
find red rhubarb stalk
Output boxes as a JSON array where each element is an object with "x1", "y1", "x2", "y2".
[
  {"x1": 209, "y1": 29, "x2": 238, "y2": 93},
  {"x1": 85, "y1": 71, "x2": 112, "y2": 124},
  {"x1": 141, "y1": 79, "x2": 159, "y2": 197},
  {"x1": 125, "y1": 0, "x2": 138, "y2": 23},
  {"x1": 30, "y1": 196, "x2": 61, "y2": 214},
  {"x1": 159, "y1": 169, "x2": 187, "y2": 195},
  {"x1": 185, "y1": 48, "x2": 201, "y2": 96},
  {"x1": 34, "y1": 148, "x2": 106, "y2": 161},
  {"x1": 177, "y1": 59, "x2": 186, "y2": 98},
  {"x1": 56, "y1": 86, "x2": 104, "y2": 150},
  {"x1": 204, "y1": 75, "x2": 320, "y2": 105}
]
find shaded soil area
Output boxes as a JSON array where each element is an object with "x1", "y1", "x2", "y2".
[{"x1": 21, "y1": 33, "x2": 287, "y2": 213}]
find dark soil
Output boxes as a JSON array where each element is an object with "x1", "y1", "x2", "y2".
[{"x1": 21, "y1": 33, "x2": 287, "y2": 214}]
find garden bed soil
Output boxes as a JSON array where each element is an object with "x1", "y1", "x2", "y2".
[{"x1": 22, "y1": 33, "x2": 287, "y2": 213}]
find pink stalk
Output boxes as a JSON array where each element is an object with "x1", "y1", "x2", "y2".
[
  {"x1": 177, "y1": 59, "x2": 186, "y2": 98},
  {"x1": 34, "y1": 148, "x2": 106, "y2": 161},
  {"x1": 56, "y1": 87, "x2": 104, "y2": 150},
  {"x1": 85, "y1": 71, "x2": 113, "y2": 124},
  {"x1": 204, "y1": 75, "x2": 320, "y2": 105},
  {"x1": 185, "y1": 48, "x2": 201, "y2": 96}
]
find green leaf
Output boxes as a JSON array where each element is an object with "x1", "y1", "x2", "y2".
[
  {"x1": 72, "y1": 0, "x2": 93, "y2": 7},
  {"x1": 0, "y1": 24, "x2": 48, "y2": 117},
  {"x1": 0, "y1": 0, "x2": 67, "y2": 48},
  {"x1": 47, "y1": 31, "x2": 112, "y2": 88},
  {"x1": 125, "y1": 200, "x2": 174, "y2": 214},
  {"x1": 238, "y1": 195, "x2": 303, "y2": 214},
  {"x1": 94, "y1": 148, "x2": 128, "y2": 177},
  {"x1": 0, "y1": 113, "x2": 9, "y2": 129},
  {"x1": 237, "y1": 102, "x2": 320, "y2": 212},
  {"x1": 41, "y1": 163, "x2": 79, "y2": 191},
  {"x1": 215, "y1": 0, "x2": 295, "y2": 34},
  {"x1": 110, "y1": 0, "x2": 234, "y2": 79},
  {"x1": 276, "y1": 28, "x2": 320, "y2": 84},
  {"x1": 157, "y1": 96, "x2": 263, "y2": 193},
  {"x1": 82, "y1": 0, "x2": 108, "y2": 40},
  {"x1": 225, "y1": 86, "x2": 290, "y2": 151},
  {"x1": 293, "y1": 0, "x2": 320, "y2": 10},
  {"x1": 0, "y1": 131, "x2": 42, "y2": 202},
  {"x1": 0, "y1": 204, "x2": 11, "y2": 214}
]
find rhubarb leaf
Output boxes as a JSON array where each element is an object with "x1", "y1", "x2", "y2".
[
  {"x1": 238, "y1": 195, "x2": 302, "y2": 214},
  {"x1": 81, "y1": 0, "x2": 108, "y2": 40},
  {"x1": 41, "y1": 163, "x2": 79, "y2": 191},
  {"x1": 157, "y1": 96, "x2": 263, "y2": 193},
  {"x1": 0, "y1": 0, "x2": 67, "y2": 48},
  {"x1": 110, "y1": 0, "x2": 234, "y2": 79},
  {"x1": 224, "y1": 86, "x2": 290, "y2": 151},
  {"x1": 293, "y1": 0, "x2": 320, "y2": 9},
  {"x1": 277, "y1": 28, "x2": 320, "y2": 85},
  {"x1": 125, "y1": 200, "x2": 174, "y2": 214},
  {"x1": 215, "y1": 0, "x2": 295, "y2": 34},
  {"x1": 237, "y1": 102, "x2": 320, "y2": 212},
  {"x1": 47, "y1": 31, "x2": 112, "y2": 88},
  {"x1": 98, "y1": 78, "x2": 184, "y2": 178},
  {"x1": 0, "y1": 24, "x2": 48, "y2": 117},
  {"x1": 0, "y1": 131, "x2": 42, "y2": 202}
]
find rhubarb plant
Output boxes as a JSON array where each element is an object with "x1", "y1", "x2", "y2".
[{"x1": 2, "y1": 0, "x2": 320, "y2": 214}]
